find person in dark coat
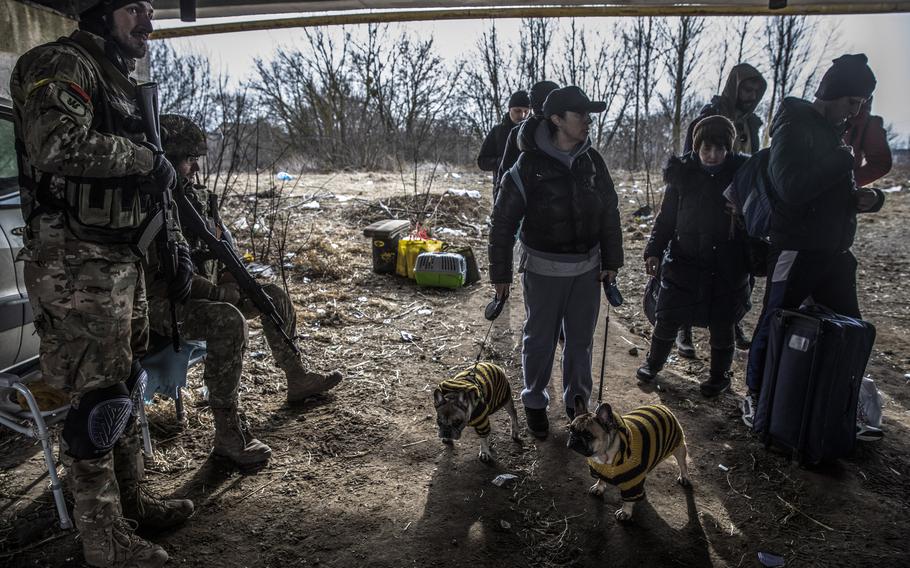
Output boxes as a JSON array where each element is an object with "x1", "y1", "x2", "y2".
[
  {"x1": 679, "y1": 63, "x2": 767, "y2": 356},
  {"x1": 495, "y1": 80, "x2": 560, "y2": 200},
  {"x1": 477, "y1": 90, "x2": 530, "y2": 192},
  {"x1": 741, "y1": 54, "x2": 885, "y2": 428},
  {"x1": 637, "y1": 116, "x2": 751, "y2": 397},
  {"x1": 489, "y1": 86, "x2": 623, "y2": 438}
]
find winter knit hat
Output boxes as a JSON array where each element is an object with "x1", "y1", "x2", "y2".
[
  {"x1": 692, "y1": 115, "x2": 736, "y2": 152},
  {"x1": 529, "y1": 81, "x2": 559, "y2": 114},
  {"x1": 508, "y1": 90, "x2": 530, "y2": 109},
  {"x1": 80, "y1": 1, "x2": 152, "y2": 34},
  {"x1": 815, "y1": 54, "x2": 876, "y2": 101}
]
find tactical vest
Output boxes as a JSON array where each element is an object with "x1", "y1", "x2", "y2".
[{"x1": 15, "y1": 35, "x2": 154, "y2": 248}]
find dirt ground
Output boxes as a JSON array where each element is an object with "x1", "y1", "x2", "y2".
[{"x1": 2, "y1": 165, "x2": 909, "y2": 567}]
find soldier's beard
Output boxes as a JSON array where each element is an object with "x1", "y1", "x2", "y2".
[{"x1": 111, "y1": 26, "x2": 150, "y2": 59}]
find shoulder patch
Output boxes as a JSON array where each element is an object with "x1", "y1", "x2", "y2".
[{"x1": 58, "y1": 88, "x2": 88, "y2": 117}]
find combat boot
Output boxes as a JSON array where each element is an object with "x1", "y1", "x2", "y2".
[
  {"x1": 114, "y1": 423, "x2": 194, "y2": 531},
  {"x1": 81, "y1": 518, "x2": 169, "y2": 568},
  {"x1": 211, "y1": 407, "x2": 272, "y2": 471},
  {"x1": 71, "y1": 455, "x2": 168, "y2": 568},
  {"x1": 277, "y1": 348, "x2": 343, "y2": 403}
]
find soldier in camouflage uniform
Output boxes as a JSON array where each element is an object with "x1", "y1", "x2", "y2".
[
  {"x1": 147, "y1": 114, "x2": 343, "y2": 469},
  {"x1": 10, "y1": 2, "x2": 193, "y2": 567}
]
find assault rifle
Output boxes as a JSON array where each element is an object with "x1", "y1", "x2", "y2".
[
  {"x1": 176, "y1": 191, "x2": 300, "y2": 356},
  {"x1": 136, "y1": 82, "x2": 182, "y2": 352}
]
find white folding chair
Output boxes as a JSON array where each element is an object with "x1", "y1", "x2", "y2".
[
  {"x1": 0, "y1": 367, "x2": 72, "y2": 530},
  {"x1": 0, "y1": 365, "x2": 156, "y2": 530}
]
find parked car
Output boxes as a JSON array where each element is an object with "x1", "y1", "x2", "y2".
[{"x1": 0, "y1": 96, "x2": 39, "y2": 372}]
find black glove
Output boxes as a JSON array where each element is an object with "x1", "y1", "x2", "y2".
[
  {"x1": 141, "y1": 142, "x2": 177, "y2": 195},
  {"x1": 168, "y1": 243, "x2": 194, "y2": 304}
]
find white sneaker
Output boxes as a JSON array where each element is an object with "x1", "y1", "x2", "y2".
[
  {"x1": 856, "y1": 422, "x2": 884, "y2": 442},
  {"x1": 740, "y1": 392, "x2": 757, "y2": 429}
]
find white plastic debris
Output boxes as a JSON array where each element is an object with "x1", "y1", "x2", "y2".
[
  {"x1": 335, "y1": 195, "x2": 355, "y2": 202},
  {"x1": 247, "y1": 263, "x2": 275, "y2": 278},
  {"x1": 417, "y1": 309, "x2": 432, "y2": 315},
  {"x1": 233, "y1": 218, "x2": 249, "y2": 231},
  {"x1": 357, "y1": 296, "x2": 368, "y2": 303},
  {"x1": 276, "y1": 171, "x2": 294, "y2": 181},
  {"x1": 436, "y1": 227, "x2": 467, "y2": 238},
  {"x1": 301, "y1": 200, "x2": 321, "y2": 209},
  {"x1": 491, "y1": 474, "x2": 518, "y2": 487},
  {"x1": 499, "y1": 520, "x2": 511, "y2": 530},
  {"x1": 450, "y1": 173, "x2": 462, "y2": 179},
  {"x1": 718, "y1": 464, "x2": 730, "y2": 472},
  {"x1": 446, "y1": 189, "x2": 482, "y2": 199},
  {"x1": 882, "y1": 185, "x2": 902, "y2": 193},
  {"x1": 400, "y1": 331, "x2": 416, "y2": 343}
]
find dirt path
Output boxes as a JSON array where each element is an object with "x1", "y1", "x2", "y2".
[{"x1": 2, "y1": 169, "x2": 909, "y2": 567}]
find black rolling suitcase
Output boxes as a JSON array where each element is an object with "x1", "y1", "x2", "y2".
[{"x1": 754, "y1": 307, "x2": 876, "y2": 464}]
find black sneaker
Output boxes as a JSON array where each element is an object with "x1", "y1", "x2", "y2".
[
  {"x1": 699, "y1": 372, "x2": 732, "y2": 397},
  {"x1": 636, "y1": 362, "x2": 659, "y2": 384},
  {"x1": 735, "y1": 323, "x2": 752, "y2": 350},
  {"x1": 676, "y1": 327, "x2": 696, "y2": 359},
  {"x1": 524, "y1": 407, "x2": 549, "y2": 439}
]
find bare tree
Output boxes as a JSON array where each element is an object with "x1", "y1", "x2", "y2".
[
  {"x1": 660, "y1": 16, "x2": 706, "y2": 155},
  {"x1": 623, "y1": 17, "x2": 661, "y2": 173},
  {"x1": 762, "y1": 15, "x2": 823, "y2": 145},
  {"x1": 148, "y1": 42, "x2": 214, "y2": 129},
  {"x1": 457, "y1": 21, "x2": 519, "y2": 137},
  {"x1": 518, "y1": 18, "x2": 555, "y2": 86}
]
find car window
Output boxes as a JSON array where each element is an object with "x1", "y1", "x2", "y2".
[{"x1": 0, "y1": 115, "x2": 17, "y2": 197}]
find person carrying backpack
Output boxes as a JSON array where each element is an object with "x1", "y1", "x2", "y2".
[
  {"x1": 740, "y1": 54, "x2": 885, "y2": 428},
  {"x1": 636, "y1": 116, "x2": 751, "y2": 397}
]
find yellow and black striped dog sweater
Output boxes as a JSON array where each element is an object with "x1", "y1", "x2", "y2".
[
  {"x1": 435, "y1": 362, "x2": 511, "y2": 437},
  {"x1": 587, "y1": 404, "x2": 685, "y2": 501}
]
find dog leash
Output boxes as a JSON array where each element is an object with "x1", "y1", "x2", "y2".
[{"x1": 597, "y1": 304, "x2": 610, "y2": 404}]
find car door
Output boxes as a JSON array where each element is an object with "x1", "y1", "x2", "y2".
[{"x1": 0, "y1": 99, "x2": 38, "y2": 372}]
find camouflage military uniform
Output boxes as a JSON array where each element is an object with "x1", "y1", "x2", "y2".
[{"x1": 11, "y1": 24, "x2": 190, "y2": 568}]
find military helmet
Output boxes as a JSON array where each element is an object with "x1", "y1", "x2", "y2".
[{"x1": 160, "y1": 114, "x2": 208, "y2": 162}]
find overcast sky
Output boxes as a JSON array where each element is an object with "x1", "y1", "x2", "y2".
[{"x1": 158, "y1": 12, "x2": 910, "y2": 145}]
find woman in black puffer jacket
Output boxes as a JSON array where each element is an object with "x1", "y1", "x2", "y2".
[
  {"x1": 637, "y1": 115, "x2": 751, "y2": 396},
  {"x1": 489, "y1": 86, "x2": 624, "y2": 438}
]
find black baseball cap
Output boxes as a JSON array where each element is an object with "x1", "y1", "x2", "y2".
[{"x1": 543, "y1": 86, "x2": 607, "y2": 117}]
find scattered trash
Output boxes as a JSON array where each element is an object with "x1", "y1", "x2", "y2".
[
  {"x1": 718, "y1": 464, "x2": 729, "y2": 472},
  {"x1": 195, "y1": 385, "x2": 209, "y2": 402},
  {"x1": 629, "y1": 347, "x2": 640, "y2": 357},
  {"x1": 234, "y1": 218, "x2": 249, "y2": 231},
  {"x1": 301, "y1": 200, "x2": 321, "y2": 209},
  {"x1": 417, "y1": 309, "x2": 432, "y2": 315},
  {"x1": 247, "y1": 263, "x2": 275, "y2": 278},
  {"x1": 400, "y1": 331, "x2": 416, "y2": 343},
  {"x1": 881, "y1": 185, "x2": 902, "y2": 193},
  {"x1": 250, "y1": 351, "x2": 267, "y2": 360},
  {"x1": 492, "y1": 474, "x2": 518, "y2": 487},
  {"x1": 357, "y1": 296, "x2": 368, "y2": 303},
  {"x1": 446, "y1": 189, "x2": 482, "y2": 199},
  {"x1": 316, "y1": 308, "x2": 326, "y2": 315},
  {"x1": 335, "y1": 195, "x2": 355, "y2": 202},
  {"x1": 450, "y1": 173, "x2": 462, "y2": 179},
  {"x1": 499, "y1": 520, "x2": 511, "y2": 530},
  {"x1": 435, "y1": 227, "x2": 467, "y2": 238},
  {"x1": 757, "y1": 551, "x2": 785, "y2": 567},
  {"x1": 276, "y1": 171, "x2": 294, "y2": 181}
]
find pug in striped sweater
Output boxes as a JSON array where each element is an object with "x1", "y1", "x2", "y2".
[
  {"x1": 433, "y1": 362, "x2": 521, "y2": 462},
  {"x1": 567, "y1": 395, "x2": 691, "y2": 521}
]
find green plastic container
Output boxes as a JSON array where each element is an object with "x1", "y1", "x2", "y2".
[{"x1": 414, "y1": 252, "x2": 466, "y2": 289}]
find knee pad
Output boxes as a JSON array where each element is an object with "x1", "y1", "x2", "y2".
[
  {"x1": 125, "y1": 360, "x2": 148, "y2": 417},
  {"x1": 62, "y1": 381, "x2": 132, "y2": 460}
]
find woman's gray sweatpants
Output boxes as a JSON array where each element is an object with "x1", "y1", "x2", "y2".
[{"x1": 520, "y1": 267, "x2": 601, "y2": 412}]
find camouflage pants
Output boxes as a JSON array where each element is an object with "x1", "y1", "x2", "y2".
[
  {"x1": 23, "y1": 257, "x2": 148, "y2": 396},
  {"x1": 146, "y1": 282, "x2": 297, "y2": 408},
  {"x1": 23, "y1": 255, "x2": 148, "y2": 530}
]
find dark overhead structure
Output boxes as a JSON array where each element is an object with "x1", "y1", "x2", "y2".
[{"x1": 18, "y1": 1, "x2": 910, "y2": 38}]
